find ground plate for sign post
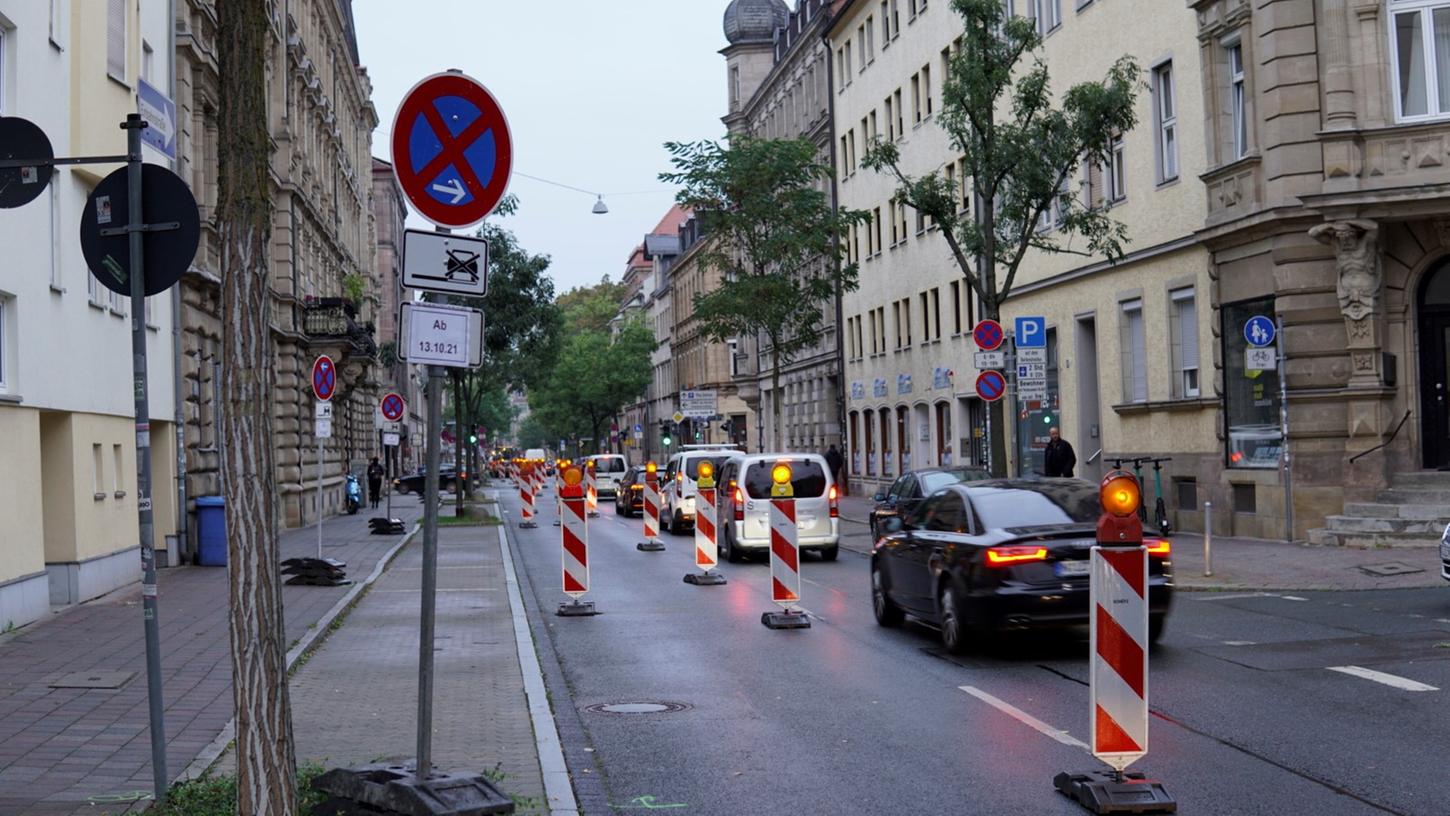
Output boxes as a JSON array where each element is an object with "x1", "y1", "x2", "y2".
[
  {"x1": 1053, "y1": 771, "x2": 1176, "y2": 814},
  {"x1": 637, "y1": 539, "x2": 666, "y2": 552},
  {"x1": 683, "y1": 571, "x2": 727, "y2": 586},
  {"x1": 761, "y1": 610, "x2": 811, "y2": 629},
  {"x1": 311, "y1": 762, "x2": 513, "y2": 815},
  {"x1": 557, "y1": 599, "x2": 598, "y2": 617}
]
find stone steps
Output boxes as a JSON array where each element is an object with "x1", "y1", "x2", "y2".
[
  {"x1": 1306, "y1": 528, "x2": 1444, "y2": 548},
  {"x1": 1342, "y1": 502, "x2": 1450, "y2": 521},
  {"x1": 1312, "y1": 471, "x2": 1450, "y2": 547}
]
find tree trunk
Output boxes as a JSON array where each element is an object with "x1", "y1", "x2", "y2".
[
  {"x1": 984, "y1": 297, "x2": 1008, "y2": 478},
  {"x1": 217, "y1": 1, "x2": 298, "y2": 813},
  {"x1": 769, "y1": 333, "x2": 783, "y2": 452}
]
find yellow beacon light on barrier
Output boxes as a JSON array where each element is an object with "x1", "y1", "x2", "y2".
[
  {"x1": 562, "y1": 466, "x2": 584, "y2": 487},
  {"x1": 697, "y1": 461, "x2": 715, "y2": 489},
  {"x1": 1100, "y1": 472, "x2": 1141, "y2": 518},
  {"x1": 770, "y1": 462, "x2": 793, "y2": 498},
  {"x1": 646, "y1": 461, "x2": 657, "y2": 475}
]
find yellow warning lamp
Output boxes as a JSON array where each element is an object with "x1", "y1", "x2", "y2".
[
  {"x1": 770, "y1": 461, "x2": 794, "y2": 499},
  {"x1": 697, "y1": 461, "x2": 715, "y2": 489},
  {"x1": 560, "y1": 464, "x2": 584, "y2": 498},
  {"x1": 1097, "y1": 470, "x2": 1144, "y2": 545}
]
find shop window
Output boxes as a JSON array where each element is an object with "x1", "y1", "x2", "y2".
[{"x1": 1222, "y1": 297, "x2": 1282, "y2": 469}]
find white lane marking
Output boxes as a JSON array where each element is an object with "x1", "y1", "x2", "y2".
[
  {"x1": 958, "y1": 686, "x2": 1090, "y2": 751},
  {"x1": 1280, "y1": 595, "x2": 1309, "y2": 602},
  {"x1": 1191, "y1": 592, "x2": 1276, "y2": 601},
  {"x1": 1326, "y1": 666, "x2": 1439, "y2": 692},
  {"x1": 1222, "y1": 640, "x2": 1257, "y2": 646},
  {"x1": 1436, "y1": 619, "x2": 1450, "y2": 625}
]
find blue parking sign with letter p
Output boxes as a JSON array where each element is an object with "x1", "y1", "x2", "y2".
[{"x1": 1015, "y1": 316, "x2": 1047, "y2": 348}]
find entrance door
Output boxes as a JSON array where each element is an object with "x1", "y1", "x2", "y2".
[
  {"x1": 1421, "y1": 263, "x2": 1450, "y2": 468},
  {"x1": 1075, "y1": 315, "x2": 1103, "y2": 481}
]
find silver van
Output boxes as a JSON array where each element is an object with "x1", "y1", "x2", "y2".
[
  {"x1": 583, "y1": 454, "x2": 628, "y2": 498},
  {"x1": 715, "y1": 453, "x2": 839, "y2": 562},
  {"x1": 661, "y1": 447, "x2": 738, "y2": 533}
]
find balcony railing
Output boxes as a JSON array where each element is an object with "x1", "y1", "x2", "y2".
[{"x1": 304, "y1": 297, "x2": 377, "y2": 358}]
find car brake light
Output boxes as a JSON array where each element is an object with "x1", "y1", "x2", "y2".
[
  {"x1": 829, "y1": 484, "x2": 839, "y2": 518},
  {"x1": 734, "y1": 486, "x2": 744, "y2": 522},
  {"x1": 985, "y1": 546, "x2": 1049, "y2": 567},
  {"x1": 1146, "y1": 539, "x2": 1171, "y2": 558}
]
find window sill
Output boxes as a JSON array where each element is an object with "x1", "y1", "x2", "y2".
[
  {"x1": 50, "y1": 284, "x2": 66, "y2": 295},
  {"x1": 107, "y1": 73, "x2": 132, "y2": 92},
  {"x1": 113, "y1": 490, "x2": 127, "y2": 499},
  {"x1": 1155, "y1": 176, "x2": 1180, "y2": 190},
  {"x1": 1111, "y1": 396, "x2": 1216, "y2": 415},
  {"x1": 0, "y1": 393, "x2": 20, "y2": 404},
  {"x1": 94, "y1": 492, "x2": 107, "y2": 502},
  {"x1": 89, "y1": 299, "x2": 107, "y2": 311}
]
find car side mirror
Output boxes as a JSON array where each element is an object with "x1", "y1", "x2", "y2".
[
  {"x1": 881, "y1": 516, "x2": 905, "y2": 535},
  {"x1": 873, "y1": 491, "x2": 886, "y2": 502}
]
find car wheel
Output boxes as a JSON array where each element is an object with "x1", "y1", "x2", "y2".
[
  {"x1": 671, "y1": 511, "x2": 686, "y2": 535},
  {"x1": 724, "y1": 528, "x2": 742, "y2": 563},
  {"x1": 939, "y1": 584, "x2": 969, "y2": 655},
  {"x1": 820, "y1": 545, "x2": 839, "y2": 562},
  {"x1": 1149, "y1": 616, "x2": 1165, "y2": 645},
  {"x1": 869, "y1": 515, "x2": 877, "y2": 540},
  {"x1": 871, "y1": 564, "x2": 904, "y2": 627}
]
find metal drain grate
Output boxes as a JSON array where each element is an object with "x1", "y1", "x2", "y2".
[
  {"x1": 49, "y1": 670, "x2": 135, "y2": 690},
  {"x1": 1358, "y1": 561, "x2": 1425, "y2": 577},
  {"x1": 583, "y1": 701, "x2": 690, "y2": 715}
]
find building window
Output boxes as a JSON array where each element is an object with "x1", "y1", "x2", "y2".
[
  {"x1": 0, "y1": 295, "x2": 8, "y2": 392},
  {"x1": 1119, "y1": 299, "x2": 1147, "y2": 403},
  {"x1": 1175, "y1": 478, "x2": 1197, "y2": 511},
  {"x1": 893, "y1": 302, "x2": 903, "y2": 349},
  {"x1": 884, "y1": 96, "x2": 895, "y2": 140},
  {"x1": 93, "y1": 444, "x2": 104, "y2": 496},
  {"x1": 923, "y1": 65, "x2": 933, "y2": 116},
  {"x1": 911, "y1": 74, "x2": 922, "y2": 124},
  {"x1": 1228, "y1": 41, "x2": 1247, "y2": 157},
  {"x1": 730, "y1": 66, "x2": 740, "y2": 109},
  {"x1": 112, "y1": 443, "x2": 124, "y2": 493},
  {"x1": 0, "y1": 27, "x2": 6, "y2": 113},
  {"x1": 957, "y1": 158, "x2": 970, "y2": 211},
  {"x1": 930, "y1": 287, "x2": 941, "y2": 340},
  {"x1": 893, "y1": 89, "x2": 904, "y2": 136},
  {"x1": 873, "y1": 206, "x2": 884, "y2": 254},
  {"x1": 869, "y1": 109, "x2": 879, "y2": 141},
  {"x1": 107, "y1": 0, "x2": 127, "y2": 83},
  {"x1": 1033, "y1": 0, "x2": 1061, "y2": 34},
  {"x1": 866, "y1": 16, "x2": 875, "y2": 61},
  {"x1": 858, "y1": 25, "x2": 868, "y2": 69},
  {"x1": 1107, "y1": 133, "x2": 1127, "y2": 203},
  {"x1": 890, "y1": 0, "x2": 901, "y2": 36},
  {"x1": 881, "y1": 1, "x2": 892, "y2": 42},
  {"x1": 1154, "y1": 61, "x2": 1178, "y2": 182},
  {"x1": 920, "y1": 292, "x2": 930, "y2": 342},
  {"x1": 844, "y1": 39, "x2": 853, "y2": 77},
  {"x1": 1169, "y1": 287, "x2": 1200, "y2": 399},
  {"x1": 950, "y1": 281, "x2": 963, "y2": 334},
  {"x1": 1388, "y1": 2, "x2": 1450, "y2": 121}
]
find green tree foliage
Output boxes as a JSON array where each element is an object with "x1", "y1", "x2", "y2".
[
  {"x1": 529, "y1": 320, "x2": 657, "y2": 453},
  {"x1": 661, "y1": 136, "x2": 867, "y2": 449},
  {"x1": 862, "y1": 0, "x2": 1139, "y2": 474},
  {"x1": 555, "y1": 275, "x2": 629, "y2": 334}
]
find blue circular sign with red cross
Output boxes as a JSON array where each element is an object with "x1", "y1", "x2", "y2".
[
  {"x1": 380, "y1": 392, "x2": 406, "y2": 422},
  {"x1": 391, "y1": 72, "x2": 513, "y2": 229},
  {"x1": 312, "y1": 356, "x2": 336, "y2": 402},
  {"x1": 972, "y1": 319, "x2": 1004, "y2": 351},
  {"x1": 975, "y1": 370, "x2": 1007, "y2": 402}
]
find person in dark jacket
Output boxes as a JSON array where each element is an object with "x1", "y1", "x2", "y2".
[
  {"x1": 824, "y1": 444, "x2": 845, "y2": 495},
  {"x1": 367, "y1": 457, "x2": 385, "y2": 508},
  {"x1": 1043, "y1": 428, "x2": 1076, "y2": 478}
]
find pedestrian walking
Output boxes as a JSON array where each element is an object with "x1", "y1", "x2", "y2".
[
  {"x1": 1043, "y1": 428, "x2": 1076, "y2": 478},
  {"x1": 367, "y1": 456, "x2": 384, "y2": 508},
  {"x1": 824, "y1": 444, "x2": 845, "y2": 496}
]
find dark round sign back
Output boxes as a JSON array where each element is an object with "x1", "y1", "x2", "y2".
[
  {"x1": 0, "y1": 117, "x2": 55, "y2": 209},
  {"x1": 80, "y1": 164, "x2": 201, "y2": 297}
]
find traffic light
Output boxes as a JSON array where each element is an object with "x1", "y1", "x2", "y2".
[
  {"x1": 468, "y1": 433, "x2": 478, "y2": 444},
  {"x1": 660, "y1": 420, "x2": 673, "y2": 447}
]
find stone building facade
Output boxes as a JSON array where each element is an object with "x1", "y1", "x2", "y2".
[
  {"x1": 371, "y1": 157, "x2": 426, "y2": 474},
  {"x1": 175, "y1": 0, "x2": 380, "y2": 532}
]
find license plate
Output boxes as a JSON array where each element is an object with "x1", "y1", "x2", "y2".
[
  {"x1": 797, "y1": 516, "x2": 816, "y2": 528},
  {"x1": 1055, "y1": 560, "x2": 1091, "y2": 577}
]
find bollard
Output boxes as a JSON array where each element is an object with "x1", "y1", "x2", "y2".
[
  {"x1": 519, "y1": 464, "x2": 537, "y2": 528},
  {"x1": 556, "y1": 464, "x2": 597, "y2": 616},
  {"x1": 585, "y1": 461, "x2": 600, "y2": 517},
  {"x1": 553, "y1": 461, "x2": 563, "y2": 526},
  {"x1": 638, "y1": 462, "x2": 666, "y2": 552},
  {"x1": 761, "y1": 461, "x2": 809, "y2": 629},
  {"x1": 684, "y1": 461, "x2": 726, "y2": 586},
  {"x1": 1203, "y1": 501, "x2": 1213, "y2": 578}
]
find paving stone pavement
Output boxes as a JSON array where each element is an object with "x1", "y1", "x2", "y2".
[
  {"x1": 0, "y1": 501, "x2": 425, "y2": 816},
  {"x1": 212, "y1": 518, "x2": 545, "y2": 810}
]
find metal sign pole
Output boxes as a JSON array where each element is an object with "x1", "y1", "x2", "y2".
[
  {"x1": 415, "y1": 232, "x2": 447, "y2": 780},
  {"x1": 1277, "y1": 317, "x2": 1293, "y2": 543},
  {"x1": 124, "y1": 113, "x2": 169, "y2": 804},
  {"x1": 317, "y1": 433, "x2": 324, "y2": 559}
]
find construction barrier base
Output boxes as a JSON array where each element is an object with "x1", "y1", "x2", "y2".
[
  {"x1": 556, "y1": 599, "x2": 598, "y2": 617},
  {"x1": 519, "y1": 521, "x2": 538, "y2": 529},
  {"x1": 761, "y1": 609, "x2": 811, "y2": 630},
  {"x1": 636, "y1": 540, "x2": 666, "y2": 552},
  {"x1": 552, "y1": 519, "x2": 561, "y2": 526},
  {"x1": 588, "y1": 511, "x2": 600, "y2": 518},
  {"x1": 683, "y1": 570, "x2": 727, "y2": 586},
  {"x1": 1053, "y1": 771, "x2": 1176, "y2": 814}
]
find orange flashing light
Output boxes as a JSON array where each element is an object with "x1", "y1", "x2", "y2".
[
  {"x1": 1099, "y1": 472, "x2": 1141, "y2": 518},
  {"x1": 771, "y1": 463, "x2": 792, "y2": 485},
  {"x1": 985, "y1": 546, "x2": 1049, "y2": 567},
  {"x1": 561, "y1": 466, "x2": 584, "y2": 487},
  {"x1": 698, "y1": 461, "x2": 714, "y2": 480},
  {"x1": 646, "y1": 461, "x2": 657, "y2": 475}
]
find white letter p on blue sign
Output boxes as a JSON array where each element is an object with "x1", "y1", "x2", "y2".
[{"x1": 1015, "y1": 316, "x2": 1047, "y2": 348}]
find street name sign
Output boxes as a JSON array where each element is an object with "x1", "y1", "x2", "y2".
[
  {"x1": 80, "y1": 164, "x2": 200, "y2": 297},
  {"x1": 975, "y1": 370, "x2": 1007, "y2": 402},
  {"x1": 1244, "y1": 315, "x2": 1276, "y2": 348},
  {"x1": 972, "y1": 319, "x2": 1004, "y2": 351},
  {"x1": 1245, "y1": 347, "x2": 1278, "y2": 371},
  {"x1": 680, "y1": 389, "x2": 718, "y2": 418},
  {"x1": 137, "y1": 79, "x2": 177, "y2": 160},
  {"x1": 312, "y1": 356, "x2": 337, "y2": 402},
  {"x1": 1017, "y1": 347, "x2": 1047, "y2": 364},
  {"x1": 973, "y1": 350, "x2": 1006, "y2": 369},
  {"x1": 1015, "y1": 316, "x2": 1047, "y2": 348},
  {"x1": 399, "y1": 301, "x2": 484, "y2": 368},
  {"x1": 390, "y1": 72, "x2": 513, "y2": 229},
  {"x1": 0, "y1": 117, "x2": 54, "y2": 209},
  {"x1": 403, "y1": 229, "x2": 489, "y2": 296}
]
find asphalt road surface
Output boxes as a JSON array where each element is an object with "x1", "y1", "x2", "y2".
[{"x1": 501, "y1": 488, "x2": 1450, "y2": 816}]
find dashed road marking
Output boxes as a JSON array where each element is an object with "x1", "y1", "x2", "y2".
[
  {"x1": 1222, "y1": 640, "x2": 1257, "y2": 646},
  {"x1": 1327, "y1": 665, "x2": 1439, "y2": 692},
  {"x1": 958, "y1": 685, "x2": 1089, "y2": 751},
  {"x1": 1280, "y1": 595, "x2": 1309, "y2": 602}
]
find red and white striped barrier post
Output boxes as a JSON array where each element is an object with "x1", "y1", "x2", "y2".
[
  {"x1": 1054, "y1": 471, "x2": 1174, "y2": 812},
  {"x1": 553, "y1": 460, "x2": 564, "y2": 526},
  {"x1": 556, "y1": 465, "x2": 597, "y2": 616},
  {"x1": 585, "y1": 461, "x2": 600, "y2": 517},
  {"x1": 519, "y1": 463, "x2": 537, "y2": 528},
  {"x1": 637, "y1": 462, "x2": 665, "y2": 552},
  {"x1": 684, "y1": 462, "x2": 726, "y2": 585},
  {"x1": 762, "y1": 462, "x2": 809, "y2": 629}
]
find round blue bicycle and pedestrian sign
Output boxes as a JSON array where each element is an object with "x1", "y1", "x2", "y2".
[{"x1": 1244, "y1": 315, "x2": 1276, "y2": 348}]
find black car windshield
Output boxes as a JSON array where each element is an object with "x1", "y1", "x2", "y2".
[
  {"x1": 968, "y1": 483, "x2": 1100, "y2": 530},
  {"x1": 744, "y1": 459, "x2": 827, "y2": 499},
  {"x1": 686, "y1": 456, "x2": 730, "y2": 480},
  {"x1": 920, "y1": 469, "x2": 990, "y2": 494}
]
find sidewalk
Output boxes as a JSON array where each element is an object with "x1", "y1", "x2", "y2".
[
  {"x1": 835, "y1": 494, "x2": 1445, "y2": 592},
  {"x1": 210, "y1": 511, "x2": 546, "y2": 811},
  {"x1": 0, "y1": 501, "x2": 423, "y2": 816}
]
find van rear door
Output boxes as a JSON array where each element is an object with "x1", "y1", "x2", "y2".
[{"x1": 741, "y1": 458, "x2": 831, "y2": 539}]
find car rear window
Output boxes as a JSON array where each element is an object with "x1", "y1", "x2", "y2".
[
  {"x1": 969, "y1": 484, "x2": 1101, "y2": 530},
  {"x1": 743, "y1": 459, "x2": 827, "y2": 499},
  {"x1": 594, "y1": 457, "x2": 626, "y2": 473}
]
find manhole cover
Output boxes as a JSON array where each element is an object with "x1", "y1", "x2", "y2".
[
  {"x1": 1359, "y1": 561, "x2": 1425, "y2": 577},
  {"x1": 50, "y1": 670, "x2": 135, "y2": 690},
  {"x1": 584, "y1": 701, "x2": 691, "y2": 715}
]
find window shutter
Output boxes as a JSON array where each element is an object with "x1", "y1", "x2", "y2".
[
  {"x1": 107, "y1": 0, "x2": 126, "y2": 80},
  {"x1": 1088, "y1": 161, "x2": 1104, "y2": 209}
]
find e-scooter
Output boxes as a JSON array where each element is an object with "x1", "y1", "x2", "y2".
[{"x1": 1136, "y1": 457, "x2": 1173, "y2": 536}]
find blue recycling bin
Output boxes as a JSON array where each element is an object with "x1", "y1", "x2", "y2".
[{"x1": 195, "y1": 495, "x2": 227, "y2": 566}]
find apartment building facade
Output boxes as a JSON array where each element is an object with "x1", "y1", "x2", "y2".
[
  {"x1": 0, "y1": 0, "x2": 180, "y2": 628},
  {"x1": 372, "y1": 157, "x2": 425, "y2": 474}
]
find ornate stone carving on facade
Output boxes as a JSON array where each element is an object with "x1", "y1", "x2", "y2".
[{"x1": 1309, "y1": 220, "x2": 1380, "y2": 322}]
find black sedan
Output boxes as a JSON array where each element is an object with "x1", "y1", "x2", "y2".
[
  {"x1": 393, "y1": 467, "x2": 458, "y2": 495},
  {"x1": 869, "y1": 467, "x2": 991, "y2": 538},
  {"x1": 870, "y1": 479, "x2": 1173, "y2": 653},
  {"x1": 613, "y1": 466, "x2": 647, "y2": 516}
]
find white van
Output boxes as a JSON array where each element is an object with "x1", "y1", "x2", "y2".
[
  {"x1": 523, "y1": 448, "x2": 548, "y2": 463},
  {"x1": 584, "y1": 454, "x2": 628, "y2": 497},
  {"x1": 661, "y1": 447, "x2": 739, "y2": 533},
  {"x1": 716, "y1": 453, "x2": 839, "y2": 561}
]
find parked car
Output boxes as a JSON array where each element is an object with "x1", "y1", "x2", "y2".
[
  {"x1": 584, "y1": 454, "x2": 629, "y2": 498},
  {"x1": 1440, "y1": 522, "x2": 1450, "y2": 582},
  {"x1": 869, "y1": 467, "x2": 992, "y2": 538},
  {"x1": 661, "y1": 448, "x2": 738, "y2": 533},
  {"x1": 870, "y1": 479, "x2": 1173, "y2": 653},
  {"x1": 716, "y1": 453, "x2": 840, "y2": 562},
  {"x1": 613, "y1": 466, "x2": 647, "y2": 517},
  {"x1": 393, "y1": 466, "x2": 457, "y2": 495}
]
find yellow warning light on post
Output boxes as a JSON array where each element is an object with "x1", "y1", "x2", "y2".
[
  {"x1": 646, "y1": 461, "x2": 657, "y2": 475},
  {"x1": 1100, "y1": 471, "x2": 1141, "y2": 518},
  {"x1": 770, "y1": 462, "x2": 794, "y2": 499},
  {"x1": 562, "y1": 466, "x2": 584, "y2": 486},
  {"x1": 697, "y1": 461, "x2": 715, "y2": 489}
]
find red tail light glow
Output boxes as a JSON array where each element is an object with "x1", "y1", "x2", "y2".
[
  {"x1": 1145, "y1": 539, "x2": 1172, "y2": 558},
  {"x1": 985, "y1": 546, "x2": 1049, "y2": 567},
  {"x1": 829, "y1": 485, "x2": 839, "y2": 518},
  {"x1": 734, "y1": 486, "x2": 745, "y2": 522}
]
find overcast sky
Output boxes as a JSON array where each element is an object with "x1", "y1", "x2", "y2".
[{"x1": 353, "y1": 1, "x2": 729, "y2": 296}]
